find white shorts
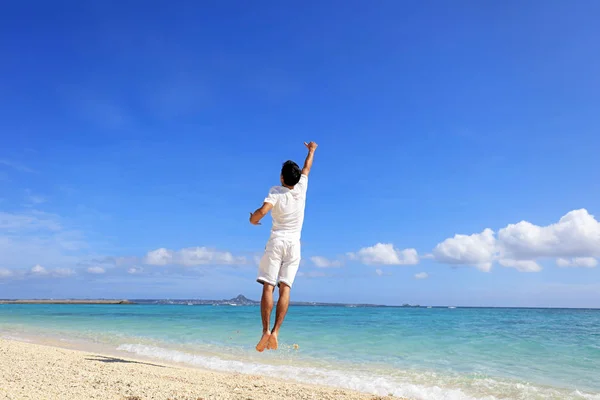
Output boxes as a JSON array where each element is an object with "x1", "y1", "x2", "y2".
[{"x1": 257, "y1": 238, "x2": 301, "y2": 288}]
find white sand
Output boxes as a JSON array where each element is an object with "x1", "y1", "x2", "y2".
[{"x1": 0, "y1": 338, "x2": 401, "y2": 400}]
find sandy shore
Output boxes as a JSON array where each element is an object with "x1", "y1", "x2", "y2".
[{"x1": 0, "y1": 338, "x2": 398, "y2": 400}]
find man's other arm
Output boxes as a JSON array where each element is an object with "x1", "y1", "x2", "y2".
[{"x1": 249, "y1": 202, "x2": 273, "y2": 225}]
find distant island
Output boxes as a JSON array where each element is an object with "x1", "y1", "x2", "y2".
[
  {"x1": 0, "y1": 295, "x2": 425, "y2": 308},
  {"x1": 132, "y1": 295, "x2": 424, "y2": 308}
]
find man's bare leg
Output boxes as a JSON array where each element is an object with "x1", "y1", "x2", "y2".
[
  {"x1": 256, "y1": 283, "x2": 275, "y2": 352},
  {"x1": 267, "y1": 283, "x2": 290, "y2": 350}
]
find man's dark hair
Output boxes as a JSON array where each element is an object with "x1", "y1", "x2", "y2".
[{"x1": 281, "y1": 160, "x2": 301, "y2": 186}]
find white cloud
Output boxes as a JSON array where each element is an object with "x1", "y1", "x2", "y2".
[
  {"x1": 433, "y1": 229, "x2": 496, "y2": 272},
  {"x1": 31, "y1": 264, "x2": 47, "y2": 275},
  {"x1": 414, "y1": 272, "x2": 429, "y2": 279},
  {"x1": 179, "y1": 247, "x2": 245, "y2": 266},
  {"x1": 498, "y1": 259, "x2": 542, "y2": 272},
  {"x1": 350, "y1": 243, "x2": 419, "y2": 266},
  {"x1": 145, "y1": 248, "x2": 174, "y2": 266},
  {"x1": 498, "y1": 209, "x2": 600, "y2": 260},
  {"x1": 53, "y1": 268, "x2": 75, "y2": 277},
  {"x1": 432, "y1": 209, "x2": 600, "y2": 272},
  {"x1": 144, "y1": 247, "x2": 246, "y2": 266},
  {"x1": 0, "y1": 268, "x2": 13, "y2": 277},
  {"x1": 556, "y1": 257, "x2": 597, "y2": 268},
  {"x1": 310, "y1": 256, "x2": 342, "y2": 268},
  {"x1": 87, "y1": 266, "x2": 105, "y2": 274},
  {"x1": 127, "y1": 267, "x2": 143, "y2": 274},
  {"x1": 375, "y1": 268, "x2": 383, "y2": 276},
  {"x1": 556, "y1": 258, "x2": 570, "y2": 267}
]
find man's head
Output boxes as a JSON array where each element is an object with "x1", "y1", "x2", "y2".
[{"x1": 281, "y1": 160, "x2": 301, "y2": 187}]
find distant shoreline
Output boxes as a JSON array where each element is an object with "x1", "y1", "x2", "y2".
[
  {"x1": 1, "y1": 297, "x2": 597, "y2": 309},
  {"x1": 0, "y1": 299, "x2": 132, "y2": 305}
]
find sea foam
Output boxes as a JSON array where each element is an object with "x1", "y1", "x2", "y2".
[{"x1": 116, "y1": 343, "x2": 598, "y2": 400}]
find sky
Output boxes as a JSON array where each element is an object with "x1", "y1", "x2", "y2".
[{"x1": 1, "y1": 1, "x2": 599, "y2": 307}]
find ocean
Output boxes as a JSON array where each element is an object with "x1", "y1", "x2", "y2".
[{"x1": 0, "y1": 304, "x2": 599, "y2": 400}]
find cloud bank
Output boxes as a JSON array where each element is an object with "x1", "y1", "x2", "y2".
[
  {"x1": 310, "y1": 256, "x2": 342, "y2": 268},
  {"x1": 432, "y1": 209, "x2": 599, "y2": 272},
  {"x1": 348, "y1": 243, "x2": 419, "y2": 265},
  {"x1": 145, "y1": 247, "x2": 246, "y2": 266}
]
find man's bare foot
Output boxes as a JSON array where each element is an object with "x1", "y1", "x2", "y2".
[
  {"x1": 256, "y1": 331, "x2": 271, "y2": 352},
  {"x1": 267, "y1": 332, "x2": 278, "y2": 350}
]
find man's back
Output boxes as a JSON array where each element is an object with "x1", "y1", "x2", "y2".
[{"x1": 265, "y1": 174, "x2": 308, "y2": 240}]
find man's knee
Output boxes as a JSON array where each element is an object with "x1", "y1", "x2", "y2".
[
  {"x1": 262, "y1": 282, "x2": 276, "y2": 293},
  {"x1": 278, "y1": 283, "x2": 291, "y2": 294}
]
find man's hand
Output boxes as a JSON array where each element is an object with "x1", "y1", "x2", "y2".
[
  {"x1": 304, "y1": 141, "x2": 318, "y2": 152},
  {"x1": 249, "y1": 202, "x2": 272, "y2": 225},
  {"x1": 249, "y1": 212, "x2": 261, "y2": 225}
]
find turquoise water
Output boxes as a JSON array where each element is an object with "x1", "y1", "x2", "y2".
[{"x1": 1, "y1": 304, "x2": 599, "y2": 400}]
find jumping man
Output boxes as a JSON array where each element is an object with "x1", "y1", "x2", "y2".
[{"x1": 249, "y1": 141, "x2": 318, "y2": 352}]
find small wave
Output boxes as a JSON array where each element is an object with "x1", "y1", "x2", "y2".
[
  {"x1": 2, "y1": 335, "x2": 31, "y2": 342},
  {"x1": 116, "y1": 343, "x2": 505, "y2": 400},
  {"x1": 116, "y1": 343, "x2": 600, "y2": 400}
]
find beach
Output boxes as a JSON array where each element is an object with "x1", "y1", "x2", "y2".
[{"x1": 0, "y1": 338, "x2": 394, "y2": 400}]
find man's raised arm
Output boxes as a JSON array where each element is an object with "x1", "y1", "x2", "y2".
[{"x1": 301, "y1": 141, "x2": 318, "y2": 176}]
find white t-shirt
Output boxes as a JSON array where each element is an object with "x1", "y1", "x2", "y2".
[{"x1": 264, "y1": 174, "x2": 308, "y2": 241}]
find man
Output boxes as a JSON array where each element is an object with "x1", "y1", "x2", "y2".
[{"x1": 249, "y1": 141, "x2": 318, "y2": 352}]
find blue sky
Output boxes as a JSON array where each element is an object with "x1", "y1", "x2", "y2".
[{"x1": 1, "y1": 1, "x2": 599, "y2": 307}]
